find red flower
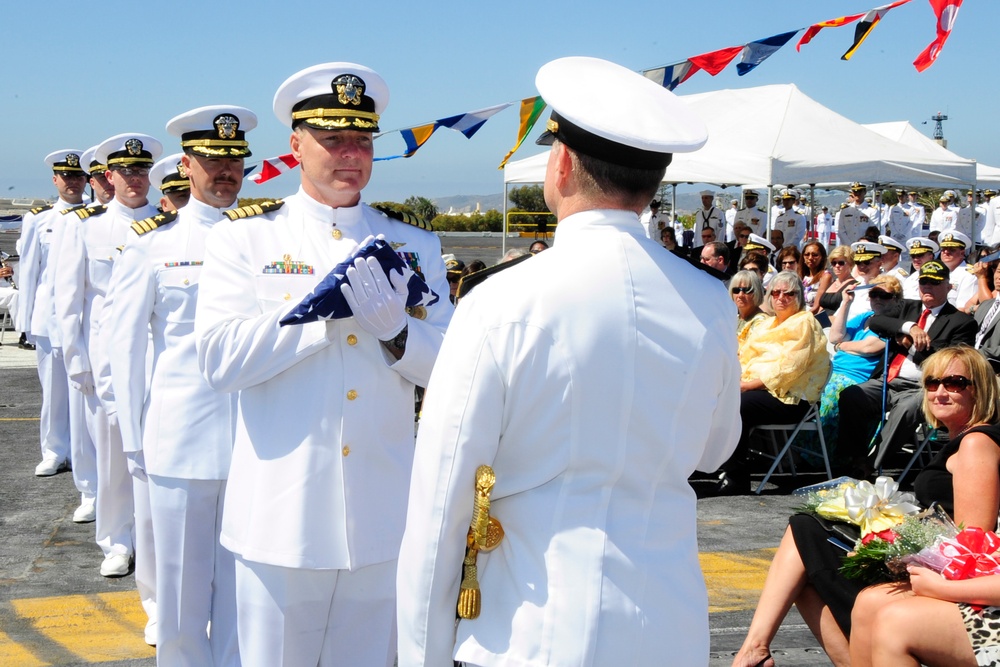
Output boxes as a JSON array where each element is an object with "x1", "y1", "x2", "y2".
[{"x1": 861, "y1": 529, "x2": 898, "y2": 545}]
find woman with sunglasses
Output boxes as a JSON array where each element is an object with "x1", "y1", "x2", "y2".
[
  {"x1": 850, "y1": 346, "x2": 1000, "y2": 666},
  {"x1": 732, "y1": 346, "x2": 1000, "y2": 667},
  {"x1": 711, "y1": 272, "x2": 830, "y2": 496},
  {"x1": 818, "y1": 246, "x2": 857, "y2": 316},
  {"x1": 731, "y1": 270, "x2": 770, "y2": 351},
  {"x1": 775, "y1": 246, "x2": 803, "y2": 279}
]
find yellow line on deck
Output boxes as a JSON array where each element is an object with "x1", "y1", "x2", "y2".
[
  {"x1": 0, "y1": 418, "x2": 41, "y2": 421},
  {"x1": 0, "y1": 549, "x2": 776, "y2": 665}
]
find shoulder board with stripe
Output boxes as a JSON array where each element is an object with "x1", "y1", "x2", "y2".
[
  {"x1": 60, "y1": 203, "x2": 90, "y2": 216},
  {"x1": 75, "y1": 204, "x2": 107, "y2": 220},
  {"x1": 373, "y1": 204, "x2": 432, "y2": 230},
  {"x1": 131, "y1": 210, "x2": 178, "y2": 236},
  {"x1": 223, "y1": 199, "x2": 284, "y2": 221},
  {"x1": 30, "y1": 204, "x2": 54, "y2": 215}
]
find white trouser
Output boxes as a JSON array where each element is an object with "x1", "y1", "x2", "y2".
[
  {"x1": 34, "y1": 336, "x2": 71, "y2": 463},
  {"x1": 0, "y1": 287, "x2": 18, "y2": 332},
  {"x1": 133, "y1": 473, "x2": 156, "y2": 627},
  {"x1": 87, "y1": 395, "x2": 134, "y2": 558},
  {"x1": 149, "y1": 476, "x2": 238, "y2": 667},
  {"x1": 234, "y1": 557, "x2": 396, "y2": 667},
  {"x1": 69, "y1": 386, "x2": 96, "y2": 497}
]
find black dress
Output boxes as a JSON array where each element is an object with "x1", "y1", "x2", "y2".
[{"x1": 788, "y1": 423, "x2": 1000, "y2": 636}]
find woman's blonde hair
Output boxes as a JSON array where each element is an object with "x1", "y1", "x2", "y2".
[
  {"x1": 921, "y1": 346, "x2": 1000, "y2": 429},
  {"x1": 828, "y1": 245, "x2": 854, "y2": 266},
  {"x1": 869, "y1": 274, "x2": 903, "y2": 298}
]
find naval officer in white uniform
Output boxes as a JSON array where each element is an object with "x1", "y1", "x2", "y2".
[
  {"x1": 194, "y1": 63, "x2": 453, "y2": 667},
  {"x1": 17, "y1": 151, "x2": 86, "y2": 479},
  {"x1": 396, "y1": 56, "x2": 741, "y2": 667},
  {"x1": 54, "y1": 134, "x2": 162, "y2": 626},
  {"x1": 108, "y1": 106, "x2": 255, "y2": 665}
]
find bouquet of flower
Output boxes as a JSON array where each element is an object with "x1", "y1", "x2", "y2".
[
  {"x1": 839, "y1": 504, "x2": 958, "y2": 586},
  {"x1": 794, "y1": 476, "x2": 921, "y2": 536},
  {"x1": 903, "y1": 526, "x2": 1000, "y2": 580}
]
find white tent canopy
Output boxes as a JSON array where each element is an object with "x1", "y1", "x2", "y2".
[
  {"x1": 505, "y1": 84, "x2": 977, "y2": 190},
  {"x1": 863, "y1": 120, "x2": 1000, "y2": 189}
]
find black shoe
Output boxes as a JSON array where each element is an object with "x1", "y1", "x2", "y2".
[
  {"x1": 707, "y1": 472, "x2": 749, "y2": 496},
  {"x1": 17, "y1": 335, "x2": 35, "y2": 350}
]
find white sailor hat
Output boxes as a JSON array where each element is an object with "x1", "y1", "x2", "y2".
[
  {"x1": 907, "y1": 237, "x2": 939, "y2": 256},
  {"x1": 80, "y1": 146, "x2": 106, "y2": 177},
  {"x1": 44, "y1": 149, "x2": 86, "y2": 174},
  {"x1": 851, "y1": 241, "x2": 887, "y2": 262},
  {"x1": 938, "y1": 230, "x2": 970, "y2": 249},
  {"x1": 166, "y1": 105, "x2": 257, "y2": 158},
  {"x1": 699, "y1": 189, "x2": 714, "y2": 197},
  {"x1": 743, "y1": 189, "x2": 759, "y2": 198},
  {"x1": 878, "y1": 235, "x2": 905, "y2": 253},
  {"x1": 273, "y1": 62, "x2": 388, "y2": 131},
  {"x1": 95, "y1": 133, "x2": 162, "y2": 168},
  {"x1": 534, "y1": 56, "x2": 707, "y2": 170},
  {"x1": 149, "y1": 153, "x2": 190, "y2": 194},
  {"x1": 744, "y1": 233, "x2": 776, "y2": 253}
]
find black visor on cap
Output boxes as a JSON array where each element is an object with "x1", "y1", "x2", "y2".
[{"x1": 536, "y1": 111, "x2": 672, "y2": 170}]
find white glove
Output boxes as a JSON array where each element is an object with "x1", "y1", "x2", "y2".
[
  {"x1": 69, "y1": 371, "x2": 95, "y2": 395},
  {"x1": 340, "y1": 255, "x2": 408, "y2": 341},
  {"x1": 125, "y1": 450, "x2": 147, "y2": 482}
]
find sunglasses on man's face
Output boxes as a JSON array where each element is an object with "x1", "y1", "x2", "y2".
[{"x1": 923, "y1": 375, "x2": 973, "y2": 392}]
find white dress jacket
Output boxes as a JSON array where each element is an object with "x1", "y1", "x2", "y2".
[
  {"x1": 397, "y1": 209, "x2": 742, "y2": 667},
  {"x1": 195, "y1": 189, "x2": 452, "y2": 570}
]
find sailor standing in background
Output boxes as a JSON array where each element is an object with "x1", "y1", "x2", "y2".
[
  {"x1": 16, "y1": 151, "x2": 86, "y2": 487},
  {"x1": 148, "y1": 152, "x2": 192, "y2": 213},
  {"x1": 734, "y1": 189, "x2": 766, "y2": 239},
  {"x1": 693, "y1": 189, "x2": 724, "y2": 247},
  {"x1": 773, "y1": 188, "x2": 806, "y2": 248},
  {"x1": 54, "y1": 134, "x2": 161, "y2": 644},
  {"x1": 397, "y1": 55, "x2": 739, "y2": 667},
  {"x1": 194, "y1": 63, "x2": 452, "y2": 667},
  {"x1": 108, "y1": 106, "x2": 255, "y2": 665}
]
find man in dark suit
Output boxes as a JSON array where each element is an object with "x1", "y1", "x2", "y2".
[
  {"x1": 837, "y1": 260, "x2": 978, "y2": 473},
  {"x1": 974, "y1": 262, "x2": 1000, "y2": 362},
  {"x1": 726, "y1": 221, "x2": 750, "y2": 275}
]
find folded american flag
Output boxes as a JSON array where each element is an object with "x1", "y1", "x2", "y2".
[{"x1": 279, "y1": 237, "x2": 439, "y2": 326}]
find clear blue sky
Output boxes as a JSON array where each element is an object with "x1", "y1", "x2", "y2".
[{"x1": 1, "y1": 0, "x2": 995, "y2": 204}]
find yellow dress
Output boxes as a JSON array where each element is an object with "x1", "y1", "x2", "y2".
[
  {"x1": 736, "y1": 310, "x2": 771, "y2": 352},
  {"x1": 740, "y1": 309, "x2": 830, "y2": 405}
]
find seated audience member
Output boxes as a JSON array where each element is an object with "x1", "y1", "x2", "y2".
[
  {"x1": 974, "y1": 254, "x2": 1000, "y2": 361},
  {"x1": 776, "y1": 245, "x2": 803, "y2": 279},
  {"x1": 700, "y1": 241, "x2": 730, "y2": 274},
  {"x1": 464, "y1": 259, "x2": 487, "y2": 274},
  {"x1": 801, "y1": 240, "x2": 833, "y2": 317},
  {"x1": 902, "y1": 237, "x2": 939, "y2": 300},
  {"x1": 727, "y1": 222, "x2": 752, "y2": 274},
  {"x1": 660, "y1": 226, "x2": 687, "y2": 258},
  {"x1": 863, "y1": 225, "x2": 881, "y2": 243},
  {"x1": 849, "y1": 346, "x2": 1000, "y2": 667},
  {"x1": 710, "y1": 272, "x2": 830, "y2": 495},
  {"x1": 443, "y1": 254, "x2": 466, "y2": 303},
  {"x1": 700, "y1": 226, "x2": 717, "y2": 246},
  {"x1": 965, "y1": 242, "x2": 1000, "y2": 315},
  {"x1": 528, "y1": 240, "x2": 549, "y2": 254},
  {"x1": 731, "y1": 270, "x2": 770, "y2": 351},
  {"x1": 818, "y1": 245, "x2": 857, "y2": 315},
  {"x1": 937, "y1": 231, "x2": 978, "y2": 311},
  {"x1": 837, "y1": 260, "x2": 977, "y2": 476},
  {"x1": 818, "y1": 275, "x2": 900, "y2": 452},
  {"x1": 743, "y1": 236, "x2": 777, "y2": 285},
  {"x1": 732, "y1": 346, "x2": 1000, "y2": 667},
  {"x1": 846, "y1": 241, "x2": 887, "y2": 321}
]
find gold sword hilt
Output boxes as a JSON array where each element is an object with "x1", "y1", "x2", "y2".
[{"x1": 457, "y1": 465, "x2": 504, "y2": 619}]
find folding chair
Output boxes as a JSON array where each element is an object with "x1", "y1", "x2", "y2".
[
  {"x1": 752, "y1": 402, "x2": 834, "y2": 495},
  {"x1": 0, "y1": 305, "x2": 11, "y2": 345},
  {"x1": 897, "y1": 425, "x2": 946, "y2": 485}
]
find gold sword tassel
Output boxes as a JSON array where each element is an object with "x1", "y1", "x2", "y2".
[{"x1": 457, "y1": 465, "x2": 504, "y2": 620}]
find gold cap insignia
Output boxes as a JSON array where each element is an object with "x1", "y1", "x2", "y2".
[
  {"x1": 176, "y1": 161, "x2": 187, "y2": 178},
  {"x1": 214, "y1": 114, "x2": 240, "y2": 140},
  {"x1": 65, "y1": 153, "x2": 80, "y2": 167},
  {"x1": 333, "y1": 74, "x2": 365, "y2": 106},
  {"x1": 125, "y1": 138, "x2": 144, "y2": 156}
]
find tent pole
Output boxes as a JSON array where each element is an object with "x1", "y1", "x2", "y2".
[
  {"x1": 502, "y1": 182, "x2": 509, "y2": 257},
  {"x1": 809, "y1": 185, "x2": 816, "y2": 243},
  {"x1": 671, "y1": 184, "x2": 677, "y2": 237},
  {"x1": 766, "y1": 185, "x2": 774, "y2": 236}
]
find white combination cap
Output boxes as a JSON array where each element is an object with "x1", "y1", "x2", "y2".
[
  {"x1": 44, "y1": 149, "x2": 86, "y2": 173},
  {"x1": 149, "y1": 153, "x2": 190, "y2": 193},
  {"x1": 166, "y1": 105, "x2": 257, "y2": 158},
  {"x1": 534, "y1": 56, "x2": 707, "y2": 169},
  {"x1": 95, "y1": 133, "x2": 163, "y2": 167},
  {"x1": 273, "y1": 62, "x2": 388, "y2": 131}
]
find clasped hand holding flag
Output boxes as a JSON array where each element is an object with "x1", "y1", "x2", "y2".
[{"x1": 279, "y1": 235, "x2": 439, "y2": 327}]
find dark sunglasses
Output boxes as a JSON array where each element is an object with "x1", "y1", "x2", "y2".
[
  {"x1": 780, "y1": 260, "x2": 798, "y2": 266},
  {"x1": 918, "y1": 278, "x2": 943, "y2": 286},
  {"x1": 923, "y1": 375, "x2": 973, "y2": 392},
  {"x1": 868, "y1": 290, "x2": 894, "y2": 300},
  {"x1": 830, "y1": 260, "x2": 847, "y2": 267},
  {"x1": 771, "y1": 289, "x2": 797, "y2": 299},
  {"x1": 855, "y1": 259, "x2": 876, "y2": 267},
  {"x1": 731, "y1": 286, "x2": 754, "y2": 294}
]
